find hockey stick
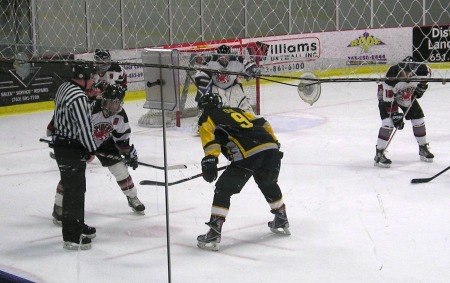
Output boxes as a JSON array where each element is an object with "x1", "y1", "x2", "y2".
[
  {"x1": 140, "y1": 165, "x2": 227, "y2": 186},
  {"x1": 95, "y1": 152, "x2": 187, "y2": 170},
  {"x1": 411, "y1": 165, "x2": 450, "y2": 184},
  {"x1": 39, "y1": 138, "x2": 186, "y2": 170},
  {"x1": 383, "y1": 96, "x2": 417, "y2": 152}
]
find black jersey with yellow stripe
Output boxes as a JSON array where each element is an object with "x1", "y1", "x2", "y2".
[{"x1": 198, "y1": 107, "x2": 279, "y2": 161}]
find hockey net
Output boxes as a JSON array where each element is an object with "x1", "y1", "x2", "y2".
[{"x1": 138, "y1": 40, "x2": 260, "y2": 128}]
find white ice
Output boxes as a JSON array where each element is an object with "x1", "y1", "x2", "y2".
[{"x1": 1, "y1": 78, "x2": 449, "y2": 283}]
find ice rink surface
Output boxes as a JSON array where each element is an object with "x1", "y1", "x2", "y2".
[{"x1": 1, "y1": 77, "x2": 449, "y2": 283}]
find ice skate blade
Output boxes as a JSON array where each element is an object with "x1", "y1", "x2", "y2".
[
  {"x1": 82, "y1": 233, "x2": 96, "y2": 239},
  {"x1": 270, "y1": 227, "x2": 291, "y2": 236},
  {"x1": 63, "y1": 241, "x2": 91, "y2": 250},
  {"x1": 131, "y1": 208, "x2": 145, "y2": 215},
  {"x1": 53, "y1": 217, "x2": 62, "y2": 226},
  {"x1": 197, "y1": 241, "x2": 220, "y2": 251},
  {"x1": 420, "y1": 156, "x2": 433, "y2": 163},
  {"x1": 374, "y1": 161, "x2": 391, "y2": 168}
]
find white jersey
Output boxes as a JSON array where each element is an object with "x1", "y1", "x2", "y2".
[
  {"x1": 194, "y1": 54, "x2": 255, "y2": 113},
  {"x1": 91, "y1": 100, "x2": 131, "y2": 148},
  {"x1": 206, "y1": 60, "x2": 245, "y2": 89},
  {"x1": 93, "y1": 64, "x2": 128, "y2": 88},
  {"x1": 378, "y1": 63, "x2": 431, "y2": 108}
]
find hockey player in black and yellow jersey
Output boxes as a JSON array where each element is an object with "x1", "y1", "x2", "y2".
[{"x1": 196, "y1": 93, "x2": 290, "y2": 251}]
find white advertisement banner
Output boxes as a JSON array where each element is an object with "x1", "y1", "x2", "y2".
[{"x1": 244, "y1": 27, "x2": 412, "y2": 73}]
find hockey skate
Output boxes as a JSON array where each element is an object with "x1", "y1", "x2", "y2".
[
  {"x1": 268, "y1": 205, "x2": 291, "y2": 235},
  {"x1": 374, "y1": 147, "x2": 392, "y2": 168},
  {"x1": 127, "y1": 196, "x2": 145, "y2": 214},
  {"x1": 63, "y1": 235, "x2": 92, "y2": 250},
  {"x1": 52, "y1": 204, "x2": 62, "y2": 225},
  {"x1": 82, "y1": 224, "x2": 96, "y2": 239},
  {"x1": 197, "y1": 216, "x2": 225, "y2": 251},
  {"x1": 419, "y1": 143, "x2": 434, "y2": 162}
]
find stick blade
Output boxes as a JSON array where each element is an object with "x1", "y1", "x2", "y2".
[
  {"x1": 139, "y1": 180, "x2": 165, "y2": 186},
  {"x1": 411, "y1": 178, "x2": 431, "y2": 184},
  {"x1": 167, "y1": 164, "x2": 187, "y2": 170}
]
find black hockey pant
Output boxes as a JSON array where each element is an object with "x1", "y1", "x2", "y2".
[{"x1": 213, "y1": 149, "x2": 284, "y2": 209}]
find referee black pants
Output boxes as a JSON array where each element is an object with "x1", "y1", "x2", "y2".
[{"x1": 54, "y1": 142, "x2": 87, "y2": 242}]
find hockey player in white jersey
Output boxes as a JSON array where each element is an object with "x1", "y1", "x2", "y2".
[
  {"x1": 86, "y1": 49, "x2": 128, "y2": 100},
  {"x1": 374, "y1": 56, "x2": 433, "y2": 168},
  {"x1": 191, "y1": 44, "x2": 259, "y2": 134},
  {"x1": 52, "y1": 84, "x2": 145, "y2": 224}
]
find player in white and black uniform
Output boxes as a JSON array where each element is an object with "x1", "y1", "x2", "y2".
[
  {"x1": 86, "y1": 49, "x2": 128, "y2": 100},
  {"x1": 194, "y1": 44, "x2": 258, "y2": 112},
  {"x1": 192, "y1": 44, "x2": 259, "y2": 134},
  {"x1": 52, "y1": 84, "x2": 145, "y2": 222},
  {"x1": 374, "y1": 56, "x2": 433, "y2": 168}
]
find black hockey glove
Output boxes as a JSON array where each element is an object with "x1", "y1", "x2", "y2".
[
  {"x1": 413, "y1": 83, "x2": 428, "y2": 99},
  {"x1": 391, "y1": 112, "x2": 404, "y2": 130},
  {"x1": 124, "y1": 144, "x2": 138, "y2": 170},
  {"x1": 201, "y1": 155, "x2": 218, "y2": 183}
]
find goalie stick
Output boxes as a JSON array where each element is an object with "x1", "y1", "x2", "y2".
[
  {"x1": 410, "y1": 165, "x2": 450, "y2": 184},
  {"x1": 140, "y1": 165, "x2": 227, "y2": 186},
  {"x1": 39, "y1": 138, "x2": 186, "y2": 170}
]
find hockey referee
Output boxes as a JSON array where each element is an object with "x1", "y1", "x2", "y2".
[{"x1": 52, "y1": 62, "x2": 97, "y2": 250}]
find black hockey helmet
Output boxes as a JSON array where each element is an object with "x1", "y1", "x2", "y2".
[
  {"x1": 198, "y1": 93, "x2": 223, "y2": 110},
  {"x1": 101, "y1": 84, "x2": 126, "y2": 117},
  {"x1": 71, "y1": 62, "x2": 95, "y2": 80},
  {"x1": 94, "y1": 49, "x2": 112, "y2": 73},
  {"x1": 216, "y1": 44, "x2": 231, "y2": 54},
  {"x1": 399, "y1": 56, "x2": 419, "y2": 73}
]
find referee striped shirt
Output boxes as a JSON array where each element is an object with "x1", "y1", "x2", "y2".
[{"x1": 53, "y1": 81, "x2": 97, "y2": 153}]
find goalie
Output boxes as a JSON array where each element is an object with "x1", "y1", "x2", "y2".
[
  {"x1": 192, "y1": 44, "x2": 260, "y2": 133},
  {"x1": 374, "y1": 56, "x2": 434, "y2": 168}
]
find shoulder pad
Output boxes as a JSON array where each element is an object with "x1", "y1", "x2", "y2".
[{"x1": 109, "y1": 64, "x2": 122, "y2": 72}]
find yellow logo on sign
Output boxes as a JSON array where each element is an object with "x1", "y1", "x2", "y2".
[{"x1": 348, "y1": 32, "x2": 385, "y2": 53}]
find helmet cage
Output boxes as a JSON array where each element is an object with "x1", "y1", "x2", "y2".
[
  {"x1": 101, "y1": 84, "x2": 125, "y2": 117},
  {"x1": 94, "y1": 49, "x2": 112, "y2": 73},
  {"x1": 101, "y1": 98, "x2": 123, "y2": 117}
]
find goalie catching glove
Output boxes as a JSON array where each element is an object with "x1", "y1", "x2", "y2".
[
  {"x1": 123, "y1": 144, "x2": 138, "y2": 170},
  {"x1": 201, "y1": 155, "x2": 218, "y2": 183},
  {"x1": 391, "y1": 112, "x2": 404, "y2": 130}
]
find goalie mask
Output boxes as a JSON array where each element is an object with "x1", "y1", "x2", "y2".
[
  {"x1": 198, "y1": 93, "x2": 223, "y2": 110},
  {"x1": 216, "y1": 44, "x2": 231, "y2": 55},
  {"x1": 101, "y1": 84, "x2": 125, "y2": 117},
  {"x1": 94, "y1": 49, "x2": 112, "y2": 73},
  {"x1": 216, "y1": 44, "x2": 231, "y2": 67}
]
